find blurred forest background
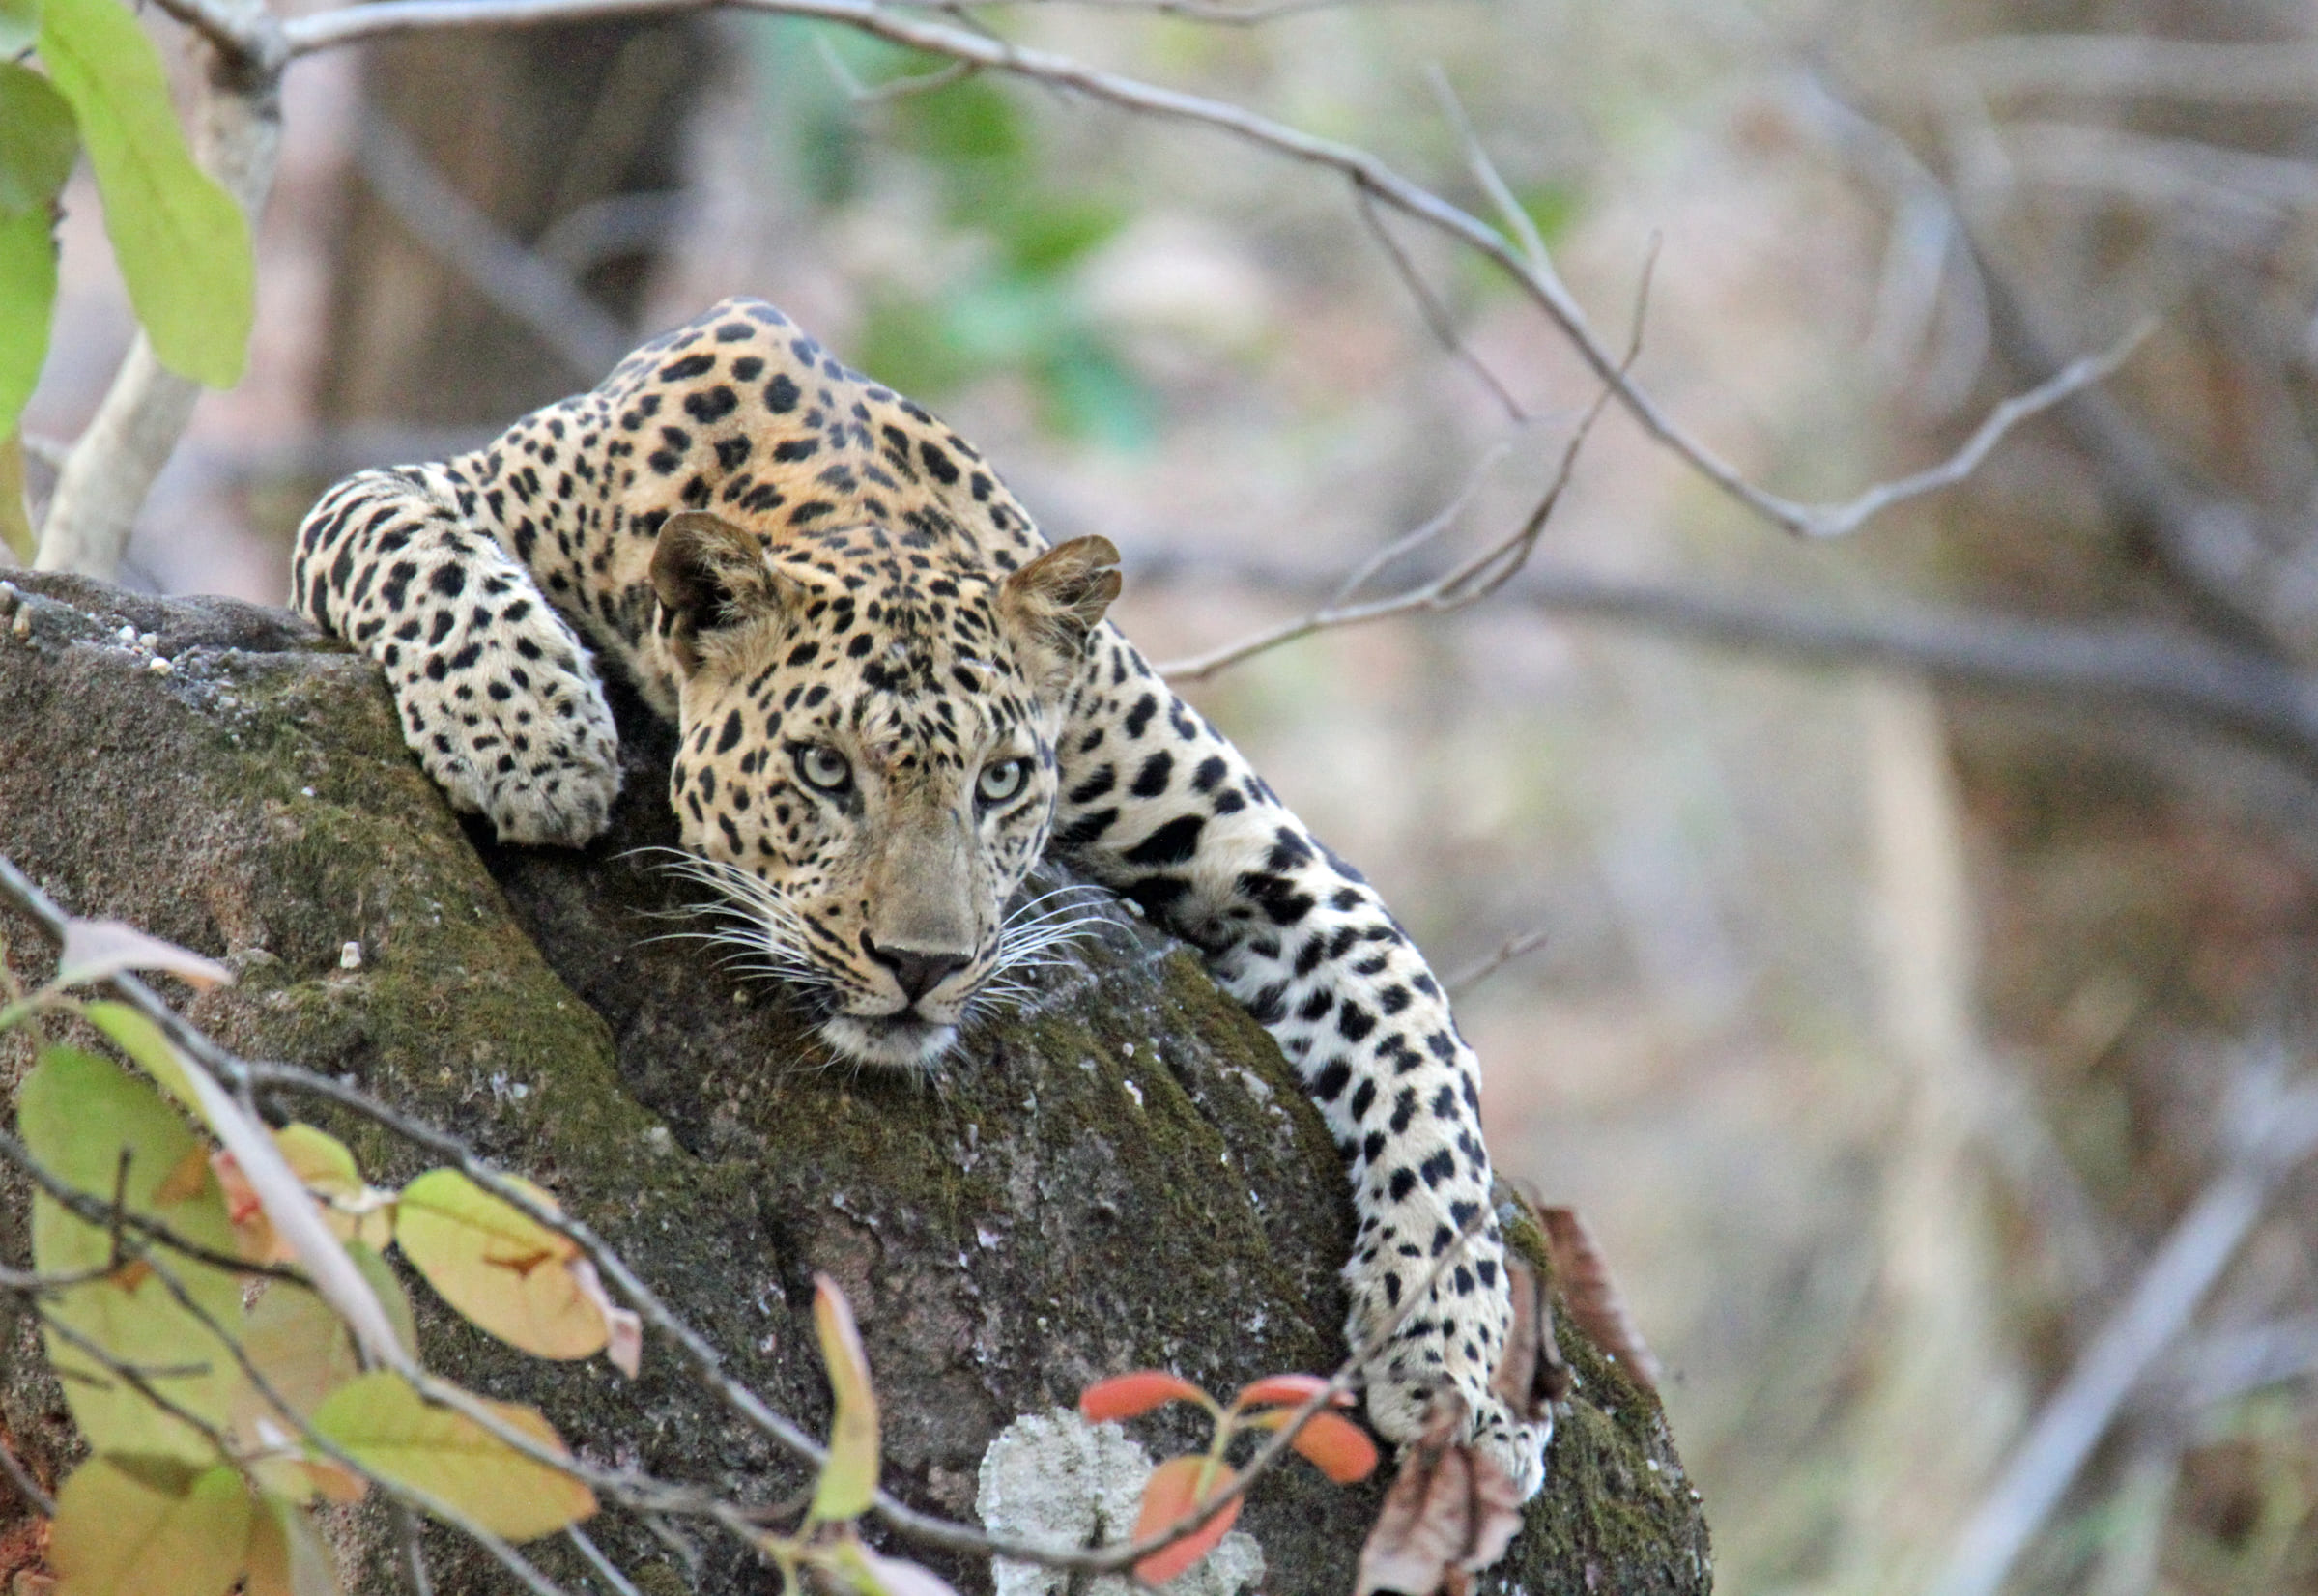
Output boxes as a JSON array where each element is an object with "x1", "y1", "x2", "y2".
[{"x1": 17, "y1": 0, "x2": 2318, "y2": 1590}]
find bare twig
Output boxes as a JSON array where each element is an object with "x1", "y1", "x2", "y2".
[
  {"x1": 567, "y1": 1525, "x2": 650, "y2": 1596},
  {"x1": 1356, "y1": 192, "x2": 1529, "y2": 423},
  {"x1": 1444, "y1": 928, "x2": 1548, "y2": 998},
  {"x1": 1159, "y1": 254, "x2": 1647, "y2": 680},
  {"x1": 0, "y1": 1430, "x2": 54, "y2": 1519},
  {"x1": 349, "y1": 107, "x2": 634, "y2": 380},
  {"x1": 395, "y1": 1503, "x2": 439, "y2": 1596},
  {"x1": 272, "y1": 0, "x2": 2132, "y2": 545},
  {"x1": 1934, "y1": 34, "x2": 2318, "y2": 107},
  {"x1": 1926, "y1": 1071, "x2": 2318, "y2": 1596},
  {"x1": 1799, "y1": 322, "x2": 2151, "y2": 538}
]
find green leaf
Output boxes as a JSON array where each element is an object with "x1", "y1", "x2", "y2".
[
  {"x1": 0, "y1": 0, "x2": 37, "y2": 58},
  {"x1": 49, "y1": 1456, "x2": 251, "y2": 1596},
  {"x1": 997, "y1": 195, "x2": 1127, "y2": 279},
  {"x1": 311, "y1": 1371, "x2": 597, "y2": 1541},
  {"x1": 0, "y1": 203, "x2": 57, "y2": 439},
  {"x1": 20, "y1": 1046, "x2": 243, "y2": 1460},
  {"x1": 0, "y1": 64, "x2": 78, "y2": 214},
  {"x1": 809, "y1": 1273, "x2": 879, "y2": 1524},
  {"x1": 393, "y1": 1167, "x2": 611, "y2": 1360},
  {"x1": 893, "y1": 73, "x2": 1025, "y2": 166},
  {"x1": 82, "y1": 999, "x2": 203, "y2": 1114},
  {"x1": 35, "y1": 0, "x2": 252, "y2": 386}
]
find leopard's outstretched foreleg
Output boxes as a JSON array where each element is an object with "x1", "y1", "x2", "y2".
[
  {"x1": 1051, "y1": 625, "x2": 1549, "y2": 1499},
  {"x1": 292, "y1": 463, "x2": 621, "y2": 845}
]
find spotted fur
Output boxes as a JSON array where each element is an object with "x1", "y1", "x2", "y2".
[{"x1": 292, "y1": 298, "x2": 1548, "y2": 1496}]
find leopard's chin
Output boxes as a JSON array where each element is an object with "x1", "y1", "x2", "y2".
[{"x1": 818, "y1": 1012, "x2": 959, "y2": 1069}]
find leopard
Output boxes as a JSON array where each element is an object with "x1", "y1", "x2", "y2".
[{"x1": 292, "y1": 298, "x2": 1549, "y2": 1498}]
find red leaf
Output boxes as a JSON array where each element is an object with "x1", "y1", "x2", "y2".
[
  {"x1": 1231, "y1": 1374, "x2": 1351, "y2": 1411},
  {"x1": 1536, "y1": 1207, "x2": 1662, "y2": 1394},
  {"x1": 1132, "y1": 1455, "x2": 1241, "y2": 1584},
  {"x1": 1079, "y1": 1371, "x2": 1210, "y2": 1423},
  {"x1": 1246, "y1": 1409, "x2": 1379, "y2": 1484}
]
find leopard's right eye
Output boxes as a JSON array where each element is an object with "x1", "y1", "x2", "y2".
[{"x1": 795, "y1": 744, "x2": 851, "y2": 793}]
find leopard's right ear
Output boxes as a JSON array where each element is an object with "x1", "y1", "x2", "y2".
[{"x1": 650, "y1": 511, "x2": 786, "y2": 673}]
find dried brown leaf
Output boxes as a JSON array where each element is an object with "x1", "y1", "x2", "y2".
[
  {"x1": 1355, "y1": 1402, "x2": 1523, "y2": 1595},
  {"x1": 1490, "y1": 1256, "x2": 1569, "y2": 1420},
  {"x1": 1536, "y1": 1206, "x2": 1661, "y2": 1394}
]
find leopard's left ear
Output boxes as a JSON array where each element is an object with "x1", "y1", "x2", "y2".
[
  {"x1": 650, "y1": 511, "x2": 787, "y2": 673},
  {"x1": 998, "y1": 536, "x2": 1121, "y2": 683}
]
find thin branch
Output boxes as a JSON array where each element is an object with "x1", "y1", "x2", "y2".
[
  {"x1": 0, "y1": 1430, "x2": 54, "y2": 1519},
  {"x1": 349, "y1": 106, "x2": 634, "y2": 380},
  {"x1": 1426, "y1": 65, "x2": 1553, "y2": 279},
  {"x1": 1797, "y1": 320, "x2": 2151, "y2": 538},
  {"x1": 1933, "y1": 34, "x2": 2318, "y2": 107},
  {"x1": 1443, "y1": 928, "x2": 1548, "y2": 998},
  {"x1": 567, "y1": 1525, "x2": 650, "y2": 1596},
  {"x1": 395, "y1": 1505, "x2": 438, "y2": 1596},
  {"x1": 1926, "y1": 1072, "x2": 2318, "y2": 1596},
  {"x1": 272, "y1": 0, "x2": 2133, "y2": 544},
  {"x1": 1355, "y1": 192, "x2": 1528, "y2": 423},
  {"x1": 1159, "y1": 253, "x2": 1645, "y2": 680}
]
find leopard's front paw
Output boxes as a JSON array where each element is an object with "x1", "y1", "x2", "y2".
[
  {"x1": 382, "y1": 609, "x2": 622, "y2": 848},
  {"x1": 1363, "y1": 1342, "x2": 1550, "y2": 1502},
  {"x1": 1349, "y1": 1243, "x2": 1551, "y2": 1502}
]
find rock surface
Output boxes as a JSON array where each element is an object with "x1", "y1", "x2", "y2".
[{"x1": 0, "y1": 571, "x2": 1712, "y2": 1595}]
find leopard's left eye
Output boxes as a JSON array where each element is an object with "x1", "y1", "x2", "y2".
[{"x1": 976, "y1": 757, "x2": 1030, "y2": 807}]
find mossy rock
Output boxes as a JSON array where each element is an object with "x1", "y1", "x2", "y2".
[{"x1": 0, "y1": 572, "x2": 1711, "y2": 1594}]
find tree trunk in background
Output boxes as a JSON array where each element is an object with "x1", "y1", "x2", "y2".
[{"x1": 319, "y1": 20, "x2": 710, "y2": 426}]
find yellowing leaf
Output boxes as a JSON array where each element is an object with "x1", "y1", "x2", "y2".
[
  {"x1": 310, "y1": 1372, "x2": 595, "y2": 1542},
  {"x1": 275, "y1": 1123, "x2": 393, "y2": 1249},
  {"x1": 393, "y1": 1168, "x2": 616, "y2": 1361},
  {"x1": 809, "y1": 1273, "x2": 879, "y2": 1524},
  {"x1": 82, "y1": 1000, "x2": 203, "y2": 1116},
  {"x1": 235, "y1": 1282, "x2": 360, "y2": 1423},
  {"x1": 49, "y1": 1457, "x2": 250, "y2": 1596},
  {"x1": 242, "y1": 1497, "x2": 338, "y2": 1596},
  {"x1": 34, "y1": 0, "x2": 253, "y2": 387},
  {"x1": 21, "y1": 1047, "x2": 243, "y2": 1460}
]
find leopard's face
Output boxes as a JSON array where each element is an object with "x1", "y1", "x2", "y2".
[{"x1": 651, "y1": 512, "x2": 1120, "y2": 1067}]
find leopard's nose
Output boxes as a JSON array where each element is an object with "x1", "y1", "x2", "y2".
[{"x1": 863, "y1": 936, "x2": 969, "y2": 1003}]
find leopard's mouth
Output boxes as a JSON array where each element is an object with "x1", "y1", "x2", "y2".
[{"x1": 818, "y1": 1012, "x2": 960, "y2": 1069}]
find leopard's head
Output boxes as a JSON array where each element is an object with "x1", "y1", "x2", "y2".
[{"x1": 647, "y1": 510, "x2": 1121, "y2": 1067}]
